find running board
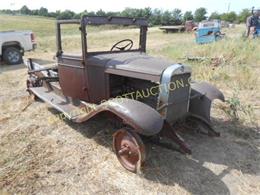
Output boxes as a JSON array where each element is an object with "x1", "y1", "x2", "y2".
[{"x1": 29, "y1": 87, "x2": 84, "y2": 120}]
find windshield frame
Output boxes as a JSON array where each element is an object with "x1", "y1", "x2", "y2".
[
  {"x1": 56, "y1": 16, "x2": 148, "y2": 58},
  {"x1": 81, "y1": 16, "x2": 148, "y2": 56}
]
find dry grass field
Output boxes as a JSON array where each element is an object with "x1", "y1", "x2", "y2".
[{"x1": 0, "y1": 15, "x2": 260, "y2": 195}]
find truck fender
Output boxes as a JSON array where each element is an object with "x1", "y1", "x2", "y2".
[
  {"x1": 189, "y1": 82, "x2": 225, "y2": 125},
  {"x1": 75, "y1": 98, "x2": 164, "y2": 136}
]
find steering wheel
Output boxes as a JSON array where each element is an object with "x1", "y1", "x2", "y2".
[{"x1": 111, "y1": 39, "x2": 133, "y2": 51}]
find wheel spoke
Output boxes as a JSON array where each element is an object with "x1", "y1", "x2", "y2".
[{"x1": 118, "y1": 146, "x2": 129, "y2": 155}]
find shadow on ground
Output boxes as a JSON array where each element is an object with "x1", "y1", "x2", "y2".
[
  {"x1": 47, "y1": 107, "x2": 259, "y2": 195},
  {"x1": 0, "y1": 63, "x2": 26, "y2": 73},
  {"x1": 142, "y1": 119, "x2": 259, "y2": 194},
  {"x1": 0, "y1": 58, "x2": 54, "y2": 74}
]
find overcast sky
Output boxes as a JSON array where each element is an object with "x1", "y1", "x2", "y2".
[{"x1": 1, "y1": 0, "x2": 259, "y2": 14}]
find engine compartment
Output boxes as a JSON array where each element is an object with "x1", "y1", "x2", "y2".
[{"x1": 109, "y1": 74, "x2": 159, "y2": 109}]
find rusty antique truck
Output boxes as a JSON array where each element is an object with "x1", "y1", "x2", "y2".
[{"x1": 25, "y1": 16, "x2": 224, "y2": 172}]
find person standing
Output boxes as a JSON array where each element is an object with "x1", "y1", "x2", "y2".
[{"x1": 246, "y1": 8, "x2": 260, "y2": 37}]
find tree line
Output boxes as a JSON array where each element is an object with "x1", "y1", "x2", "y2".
[{"x1": 0, "y1": 6, "x2": 252, "y2": 25}]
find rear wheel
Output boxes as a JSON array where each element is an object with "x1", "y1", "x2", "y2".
[
  {"x1": 26, "y1": 76, "x2": 42, "y2": 101},
  {"x1": 26, "y1": 79, "x2": 37, "y2": 100},
  {"x1": 3, "y1": 47, "x2": 23, "y2": 65},
  {"x1": 113, "y1": 128, "x2": 146, "y2": 173}
]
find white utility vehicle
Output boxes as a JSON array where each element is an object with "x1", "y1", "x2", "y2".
[{"x1": 0, "y1": 31, "x2": 37, "y2": 65}]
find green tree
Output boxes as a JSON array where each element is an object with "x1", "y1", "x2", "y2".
[
  {"x1": 105, "y1": 11, "x2": 120, "y2": 17},
  {"x1": 31, "y1": 9, "x2": 39, "y2": 15},
  {"x1": 194, "y1": 7, "x2": 207, "y2": 22},
  {"x1": 121, "y1": 8, "x2": 149, "y2": 18},
  {"x1": 171, "y1": 9, "x2": 182, "y2": 24},
  {"x1": 161, "y1": 10, "x2": 172, "y2": 25},
  {"x1": 57, "y1": 10, "x2": 75, "y2": 19},
  {"x1": 183, "y1": 11, "x2": 193, "y2": 21},
  {"x1": 0, "y1": 9, "x2": 15, "y2": 15},
  {"x1": 209, "y1": 12, "x2": 221, "y2": 20},
  {"x1": 48, "y1": 12, "x2": 58, "y2": 18},
  {"x1": 38, "y1": 7, "x2": 48, "y2": 16},
  {"x1": 142, "y1": 7, "x2": 152, "y2": 19},
  {"x1": 96, "y1": 9, "x2": 106, "y2": 16},
  {"x1": 20, "y1": 5, "x2": 31, "y2": 15},
  {"x1": 221, "y1": 11, "x2": 237, "y2": 22},
  {"x1": 87, "y1": 11, "x2": 96, "y2": 16},
  {"x1": 150, "y1": 9, "x2": 162, "y2": 25},
  {"x1": 73, "y1": 13, "x2": 81, "y2": 19},
  {"x1": 238, "y1": 9, "x2": 251, "y2": 23}
]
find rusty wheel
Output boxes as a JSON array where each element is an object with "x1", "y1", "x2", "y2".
[
  {"x1": 113, "y1": 129, "x2": 145, "y2": 172},
  {"x1": 26, "y1": 79, "x2": 37, "y2": 100},
  {"x1": 26, "y1": 76, "x2": 42, "y2": 100}
]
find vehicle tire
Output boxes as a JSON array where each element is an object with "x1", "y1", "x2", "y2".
[{"x1": 3, "y1": 47, "x2": 23, "y2": 65}]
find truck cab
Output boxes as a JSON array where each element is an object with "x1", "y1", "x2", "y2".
[
  {"x1": 26, "y1": 16, "x2": 224, "y2": 172},
  {"x1": 195, "y1": 20, "x2": 224, "y2": 44}
]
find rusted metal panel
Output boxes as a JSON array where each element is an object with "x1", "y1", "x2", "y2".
[
  {"x1": 58, "y1": 65, "x2": 88, "y2": 101},
  {"x1": 189, "y1": 82, "x2": 225, "y2": 124},
  {"x1": 76, "y1": 98, "x2": 164, "y2": 136},
  {"x1": 58, "y1": 54, "x2": 89, "y2": 101},
  {"x1": 113, "y1": 129, "x2": 146, "y2": 172},
  {"x1": 28, "y1": 82, "x2": 164, "y2": 136},
  {"x1": 56, "y1": 23, "x2": 62, "y2": 55},
  {"x1": 57, "y1": 19, "x2": 80, "y2": 24},
  {"x1": 85, "y1": 52, "x2": 177, "y2": 102},
  {"x1": 105, "y1": 68, "x2": 161, "y2": 82},
  {"x1": 29, "y1": 86, "x2": 82, "y2": 120},
  {"x1": 82, "y1": 16, "x2": 147, "y2": 53},
  {"x1": 82, "y1": 16, "x2": 148, "y2": 26},
  {"x1": 159, "y1": 26, "x2": 185, "y2": 33},
  {"x1": 87, "y1": 52, "x2": 173, "y2": 76},
  {"x1": 86, "y1": 65, "x2": 107, "y2": 103},
  {"x1": 139, "y1": 26, "x2": 147, "y2": 52},
  {"x1": 185, "y1": 20, "x2": 197, "y2": 32},
  {"x1": 160, "y1": 122, "x2": 192, "y2": 154}
]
